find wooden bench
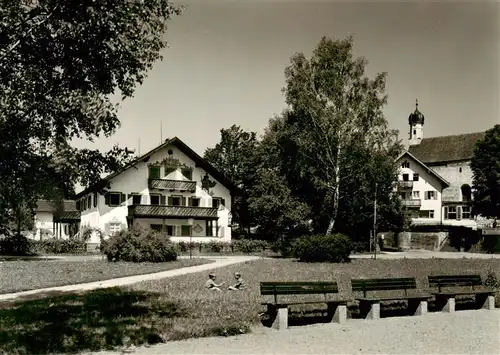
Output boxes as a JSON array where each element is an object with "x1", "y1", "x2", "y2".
[
  {"x1": 260, "y1": 281, "x2": 349, "y2": 330},
  {"x1": 351, "y1": 277, "x2": 431, "y2": 320},
  {"x1": 428, "y1": 274, "x2": 496, "y2": 312}
]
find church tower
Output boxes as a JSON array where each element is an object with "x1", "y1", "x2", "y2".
[{"x1": 408, "y1": 99, "x2": 425, "y2": 146}]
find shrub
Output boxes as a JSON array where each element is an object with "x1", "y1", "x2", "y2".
[
  {"x1": 483, "y1": 269, "x2": 500, "y2": 289},
  {"x1": 292, "y1": 234, "x2": 352, "y2": 263},
  {"x1": 101, "y1": 227, "x2": 177, "y2": 262},
  {"x1": 206, "y1": 241, "x2": 227, "y2": 253},
  {"x1": 233, "y1": 239, "x2": 267, "y2": 253},
  {"x1": 38, "y1": 239, "x2": 86, "y2": 254},
  {"x1": 0, "y1": 234, "x2": 34, "y2": 256}
]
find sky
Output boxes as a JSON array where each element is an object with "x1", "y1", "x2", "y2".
[{"x1": 73, "y1": 0, "x2": 500, "y2": 157}]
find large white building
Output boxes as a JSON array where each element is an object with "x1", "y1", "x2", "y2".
[
  {"x1": 74, "y1": 137, "x2": 235, "y2": 246},
  {"x1": 396, "y1": 100, "x2": 486, "y2": 229}
]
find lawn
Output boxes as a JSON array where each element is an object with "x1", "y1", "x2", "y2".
[
  {"x1": 0, "y1": 258, "x2": 212, "y2": 294},
  {"x1": 0, "y1": 257, "x2": 499, "y2": 354}
]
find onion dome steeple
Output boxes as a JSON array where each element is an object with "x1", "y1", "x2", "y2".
[{"x1": 408, "y1": 99, "x2": 425, "y2": 125}]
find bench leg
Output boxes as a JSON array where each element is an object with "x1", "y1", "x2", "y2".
[
  {"x1": 476, "y1": 294, "x2": 495, "y2": 310},
  {"x1": 408, "y1": 299, "x2": 428, "y2": 316},
  {"x1": 328, "y1": 304, "x2": 347, "y2": 324},
  {"x1": 442, "y1": 297, "x2": 455, "y2": 312},
  {"x1": 271, "y1": 306, "x2": 288, "y2": 331},
  {"x1": 360, "y1": 300, "x2": 380, "y2": 320}
]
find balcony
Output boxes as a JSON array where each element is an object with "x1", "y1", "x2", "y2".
[
  {"x1": 397, "y1": 180, "x2": 414, "y2": 189},
  {"x1": 148, "y1": 179, "x2": 196, "y2": 192},
  {"x1": 128, "y1": 205, "x2": 218, "y2": 220},
  {"x1": 401, "y1": 199, "x2": 421, "y2": 208}
]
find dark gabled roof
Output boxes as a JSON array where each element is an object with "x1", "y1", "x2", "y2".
[
  {"x1": 53, "y1": 211, "x2": 81, "y2": 222},
  {"x1": 75, "y1": 137, "x2": 237, "y2": 199},
  {"x1": 408, "y1": 132, "x2": 485, "y2": 164},
  {"x1": 395, "y1": 151, "x2": 450, "y2": 188},
  {"x1": 37, "y1": 200, "x2": 79, "y2": 213}
]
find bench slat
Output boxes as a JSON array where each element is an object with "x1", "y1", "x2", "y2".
[
  {"x1": 352, "y1": 278, "x2": 417, "y2": 292},
  {"x1": 428, "y1": 275, "x2": 483, "y2": 288},
  {"x1": 260, "y1": 282, "x2": 339, "y2": 296}
]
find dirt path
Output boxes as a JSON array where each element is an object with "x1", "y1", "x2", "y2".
[{"x1": 89, "y1": 310, "x2": 500, "y2": 355}]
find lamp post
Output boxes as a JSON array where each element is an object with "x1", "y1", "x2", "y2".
[{"x1": 188, "y1": 218, "x2": 194, "y2": 259}]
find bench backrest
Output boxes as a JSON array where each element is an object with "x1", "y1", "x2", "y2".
[
  {"x1": 428, "y1": 274, "x2": 482, "y2": 292},
  {"x1": 351, "y1": 277, "x2": 417, "y2": 298},
  {"x1": 260, "y1": 281, "x2": 339, "y2": 304}
]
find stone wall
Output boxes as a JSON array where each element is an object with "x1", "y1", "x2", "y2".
[
  {"x1": 397, "y1": 231, "x2": 448, "y2": 251},
  {"x1": 430, "y1": 161, "x2": 473, "y2": 202}
]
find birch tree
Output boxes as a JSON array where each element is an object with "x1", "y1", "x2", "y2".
[{"x1": 282, "y1": 36, "x2": 401, "y2": 235}]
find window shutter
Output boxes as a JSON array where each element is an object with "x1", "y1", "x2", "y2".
[
  {"x1": 221, "y1": 198, "x2": 225, "y2": 207},
  {"x1": 104, "y1": 223, "x2": 111, "y2": 235},
  {"x1": 120, "y1": 193, "x2": 126, "y2": 205},
  {"x1": 76, "y1": 200, "x2": 81, "y2": 211},
  {"x1": 188, "y1": 197, "x2": 192, "y2": 206},
  {"x1": 176, "y1": 226, "x2": 181, "y2": 236},
  {"x1": 457, "y1": 206, "x2": 462, "y2": 220},
  {"x1": 182, "y1": 197, "x2": 187, "y2": 206},
  {"x1": 160, "y1": 195, "x2": 166, "y2": 205},
  {"x1": 94, "y1": 193, "x2": 98, "y2": 207},
  {"x1": 168, "y1": 196, "x2": 173, "y2": 205},
  {"x1": 104, "y1": 193, "x2": 110, "y2": 206},
  {"x1": 444, "y1": 206, "x2": 449, "y2": 220}
]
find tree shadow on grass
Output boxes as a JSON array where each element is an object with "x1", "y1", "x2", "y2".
[{"x1": 0, "y1": 287, "x2": 185, "y2": 355}]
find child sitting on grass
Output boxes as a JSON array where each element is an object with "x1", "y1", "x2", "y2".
[
  {"x1": 228, "y1": 272, "x2": 245, "y2": 291},
  {"x1": 205, "y1": 273, "x2": 225, "y2": 292}
]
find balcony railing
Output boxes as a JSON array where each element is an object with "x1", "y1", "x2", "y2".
[
  {"x1": 148, "y1": 179, "x2": 196, "y2": 192},
  {"x1": 401, "y1": 199, "x2": 421, "y2": 208},
  {"x1": 397, "y1": 180, "x2": 414, "y2": 189},
  {"x1": 128, "y1": 204, "x2": 218, "y2": 219}
]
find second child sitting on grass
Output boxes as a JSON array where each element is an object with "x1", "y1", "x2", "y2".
[
  {"x1": 205, "y1": 273, "x2": 225, "y2": 292},
  {"x1": 228, "y1": 272, "x2": 245, "y2": 291}
]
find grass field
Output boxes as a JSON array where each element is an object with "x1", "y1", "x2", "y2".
[
  {"x1": 0, "y1": 258, "x2": 211, "y2": 294},
  {"x1": 0, "y1": 257, "x2": 498, "y2": 354}
]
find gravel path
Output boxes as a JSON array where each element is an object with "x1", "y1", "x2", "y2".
[{"x1": 89, "y1": 310, "x2": 500, "y2": 355}]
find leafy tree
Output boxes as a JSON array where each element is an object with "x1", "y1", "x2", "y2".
[
  {"x1": 0, "y1": 1, "x2": 182, "y2": 232},
  {"x1": 471, "y1": 124, "x2": 500, "y2": 222},
  {"x1": 204, "y1": 125, "x2": 260, "y2": 233},
  {"x1": 279, "y1": 36, "x2": 402, "y2": 235}
]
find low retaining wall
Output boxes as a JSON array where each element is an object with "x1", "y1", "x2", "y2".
[{"x1": 397, "y1": 232, "x2": 448, "y2": 251}]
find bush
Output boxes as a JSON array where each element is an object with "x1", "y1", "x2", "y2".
[
  {"x1": 206, "y1": 241, "x2": 227, "y2": 253},
  {"x1": 292, "y1": 234, "x2": 352, "y2": 263},
  {"x1": 0, "y1": 234, "x2": 34, "y2": 256},
  {"x1": 233, "y1": 239, "x2": 267, "y2": 253},
  {"x1": 37, "y1": 239, "x2": 86, "y2": 254},
  {"x1": 101, "y1": 227, "x2": 178, "y2": 262}
]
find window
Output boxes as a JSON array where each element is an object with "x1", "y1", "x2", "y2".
[
  {"x1": 399, "y1": 192, "x2": 408, "y2": 200},
  {"x1": 150, "y1": 194, "x2": 161, "y2": 205},
  {"x1": 459, "y1": 167, "x2": 462, "y2": 173},
  {"x1": 83, "y1": 198, "x2": 87, "y2": 210},
  {"x1": 413, "y1": 129, "x2": 416, "y2": 135},
  {"x1": 418, "y1": 210, "x2": 434, "y2": 219},
  {"x1": 212, "y1": 198, "x2": 221, "y2": 209},
  {"x1": 445, "y1": 206, "x2": 457, "y2": 220},
  {"x1": 462, "y1": 206, "x2": 471, "y2": 219},
  {"x1": 171, "y1": 196, "x2": 181, "y2": 206},
  {"x1": 166, "y1": 225, "x2": 175, "y2": 236},
  {"x1": 190, "y1": 197, "x2": 200, "y2": 207},
  {"x1": 206, "y1": 220, "x2": 214, "y2": 236},
  {"x1": 461, "y1": 184, "x2": 472, "y2": 202},
  {"x1": 425, "y1": 191, "x2": 436, "y2": 200},
  {"x1": 109, "y1": 222, "x2": 122, "y2": 235},
  {"x1": 181, "y1": 225, "x2": 191, "y2": 236},
  {"x1": 402, "y1": 173, "x2": 409, "y2": 181},
  {"x1": 149, "y1": 166, "x2": 160, "y2": 179},
  {"x1": 412, "y1": 191, "x2": 420, "y2": 199},
  {"x1": 87, "y1": 195, "x2": 92, "y2": 209},
  {"x1": 93, "y1": 193, "x2": 98, "y2": 207},
  {"x1": 164, "y1": 166, "x2": 176, "y2": 177},
  {"x1": 181, "y1": 167, "x2": 193, "y2": 180},
  {"x1": 151, "y1": 224, "x2": 163, "y2": 232},
  {"x1": 132, "y1": 194, "x2": 142, "y2": 205},
  {"x1": 413, "y1": 173, "x2": 419, "y2": 181},
  {"x1": 107, "y1": 193, "x2": 122, "y2": 207},
  {"x1": 401, "y1": 161, "x2": 410, "y2": 168}
]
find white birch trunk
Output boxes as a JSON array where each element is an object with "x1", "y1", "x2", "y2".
[{"x1": 326, "y1": 139, "x2": 342, "y2": 235}]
